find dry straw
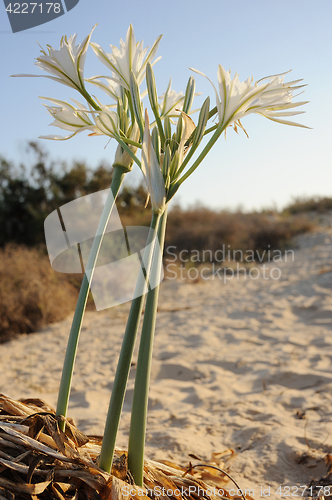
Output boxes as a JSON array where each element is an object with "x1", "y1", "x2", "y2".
[{"x1": 0, "y1": 395, "x2": 252, "y2": 499}]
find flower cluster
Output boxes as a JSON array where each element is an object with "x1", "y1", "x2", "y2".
[{"x1": 13, "y1": 24, "x2": 309, "y2": 205}]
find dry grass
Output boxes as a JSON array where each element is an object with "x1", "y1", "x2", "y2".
[
  {"x1": 283, "y1": 196, "x2": 332, "y2": 215},
  {"x1": 0, "y1": 245, "x2": 79, "y2": 343},
  {"x1": 0, "y1": 395, "x2": 252, "y2": 500},
  {"x1": 164, "y1": 207, "x2": 314, "y2": 262},
  {"x1": 0, "y1": 208, "x2": 315, "y2": 343}
]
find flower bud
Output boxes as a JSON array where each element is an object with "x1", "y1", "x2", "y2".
[{"x1": 113, "y1": 122, "x2": 140, "y2": 171}]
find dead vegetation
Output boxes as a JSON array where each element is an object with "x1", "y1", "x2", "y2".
[
  {"x1": 0, "y1": 395, "x2": 252, "y2": 500},
  {"x1": 0, "y1": 207, "x2": 315, "y2": 343},
  {"x1": 0, "y1": 245, "x2": 79, "y2": 343},
  {"x1": 283, "y1": 196, "x2": 332, "y2": 215},
  {"x1": 165, "y1": 206, "x2": 313, "y2": 262},
  {"x1": 0, "y1": 145, "x2": 321, "y2": 341}
]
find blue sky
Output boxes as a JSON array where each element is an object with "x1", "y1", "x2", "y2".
[{"x1": 1, "y1": 0, "x2": 331, "y2": 211}]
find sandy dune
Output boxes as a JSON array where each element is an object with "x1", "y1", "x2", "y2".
[{"x1": 1, "y1": 228, "x2": 332, "y2": 498}]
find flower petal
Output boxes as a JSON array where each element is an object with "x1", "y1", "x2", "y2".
[{"x1": 141, "y1": 110, "x2": 166, "y2": 213}]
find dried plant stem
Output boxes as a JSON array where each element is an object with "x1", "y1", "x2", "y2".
[
  {"x1": 127, "y1": 209, "x2": 168, "y2": 486},
  {"x1": 99, "y1": 211, "x2": 161, "y2": 473},
  {"x1": 56, "y1": 165, "x2": 128, "y2": 428}
]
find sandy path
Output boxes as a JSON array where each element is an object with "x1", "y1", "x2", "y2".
[{"x1": 1, "y1": 228, "x2": 332, "y2": 498}]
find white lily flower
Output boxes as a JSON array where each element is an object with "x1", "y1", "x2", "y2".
[
  {"x1": 93, "y1": 107, "x2": 120, "y2": 138},
  {"x1": 39, "y1": 98, "x2": 95, "y2": 140},
  {"x1": 90, "y1": 24, "x2": 162, "y2": 91},
  {"x1": 253, "y1": 74, "x2": 308, "y2": 126},
  {"x1": 159, "y1": 82, "x2": 185, "y2": 118},
  {"x1": 13, "y1": 26, "x2": 96, "y2": 93},
  {"x1": 191, "y1": 66, "x2": 309, "y2": 130},
  {"x1": 141, "y1": 110, "x2": 166, "y2": 213},
  {"x1": 86, "y1": 75, "x2": 148, "y2": 108},
  {"x1": 114, "y1": 122, "x2": 140, "y2": 169},
  {"x1": 158, "y1": 79, "x2": 201, "y2": 121},
  {"x1": 85, "y1": 77, "x2": 123, "y2": 104}
]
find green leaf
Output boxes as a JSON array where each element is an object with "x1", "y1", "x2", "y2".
[
  {"x1": 192, "y1": 96, "x2": 210, "y2": 148},
  {"x1": 151, "y1": 127, "x2": 161, "y2": 164},
  {"x1": 163, "y1": 116, "x2": 171, "y2": 144},
  {"x1": 174, "y1": 114, "x2": 183, "y2": 146},
  {"x1": 129, "y1": 71, "x2": 144, "y2": 139},
  {"x1": 182, "y1": 76, "x2": 195, "y2": 114},
  {"x1": 146, "y1": 63, "x2": 159, "y2": 115},
  {"x1": 146, "y1": 63, "x2": 165, "y2": 147},
  {"x1": 162, "y1": 144, "x2": 171, "y2": 178}
]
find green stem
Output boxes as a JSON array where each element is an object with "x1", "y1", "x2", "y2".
[
  {"x1": 208, "y1": 105, "x2": 218, "y2": 120},
  {"x1": 119, "y1": 136, "x2": 142, "y2": 149},
  {"x1": 176, "y1": 127, "x2": 223, "y2": 186},
  {"x1": 127, "y1": 210, "x2": 168, "y2": 486},
  {"x1": 56, "y1": 165, "x2": 128, "y2": 428},
  {"x1": 204, "y1": 124, "x2": 218, "y2": 135},
  {"x1": 79, "y1": 87, "x2": 101, "y2": 111},
  {"x1": 98, "y1": 212, "x2": 161, "y2": 473},
  {"x1": 114, "y1": 134, "x2": 141, "y2": 169},
  {"x1": 167, "y1": 118, "x2": 231, "y2": 201}
]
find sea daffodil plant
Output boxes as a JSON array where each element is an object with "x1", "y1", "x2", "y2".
[{"x1": 13, "y1": 23, "x2": 309, "y2": 487}]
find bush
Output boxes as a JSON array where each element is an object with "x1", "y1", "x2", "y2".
[
  {"x1": 164, "y1": 207, "x2": 313, "y2": 262},
  {"x1": 284, "y1": 196, "x2": 332, "y2": 215},
  {"x1": 0, "y1": 143, "x2": 114, "y2": 248},
  {"x1": 0, "y1": 244, "x2": 80, "y2": 343},
  {"x1": 0, "y1": 144, "x2": 316, "y2": 341}
]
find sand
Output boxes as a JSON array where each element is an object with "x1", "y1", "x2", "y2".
[{"x1": 1, "y1": 227, "x2": 332, "y2": 499}]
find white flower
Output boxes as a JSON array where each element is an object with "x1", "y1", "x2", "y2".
[
  {"x1": 253, "y1": 74, "x2": 308, "y2": 127},
  {"x1": 90, "y1": 24, "x2": 162, "y2": 90},
  {"x1": 39, "y1": 98, "x2": 95, "y2": 140},
  {"x1": 159, "y1": 81, "x2": 185, "y2": 118},
  {"x1": 93, "y1": 107, "x2": 120, "y2": 138},
  {"x1": 158, "y1": 79, "x2": 201, "y2": 121},
  {"x1": 141, "y1": 110, "x2": 166, "y2": 213},
  {"x1": 191, "y1": 66, "x2": 309, "y2": 130},
  {"x1": 114, "y1": 122, "x2": 140, "y2": 168},
  {"x1": 85, "y1": 77, "x2": 123, "y2": 104},
  {"x1": 13, "y1": 26, "x2": 96, "y2": 93}
]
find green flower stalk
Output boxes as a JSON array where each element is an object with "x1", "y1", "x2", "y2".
[
  {"x1": 99, "y1": 109, "x2": 167, "y2": 473},
  {"x1": 125, "y1": 103, "x2": 204, "y2": 485},
  {"x1": 123, "y1": 61, "x2": 309, "y2": 486},
  {"x1": 56, "y1": 164, "x2": 128, "y2": 427},
  {"x1": 13, "y1": 25, "x2": 162, "y2": 428},
  {"x1": 56, "y1": 122, "x2": 140, "y2": 427},
  {"x1": 140, "y1": 110, "x2": 166, "y2": 214},
  {"x1": 128, "y1": 210, "x2": 167, "y2": 486},
  {"x1": 98, "y1": 211, "x2": 161, "y2": 472}
]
